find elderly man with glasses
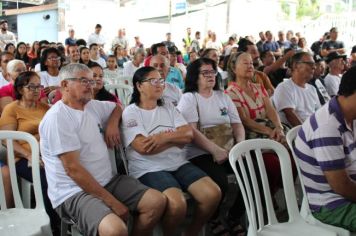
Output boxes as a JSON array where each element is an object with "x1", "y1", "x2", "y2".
[
  {"x1": 39, "y1": 63, "x2": 166, "y2": 236},
  {"x1": 273, "y1": 52, "x2": 321, "y2": 127}
]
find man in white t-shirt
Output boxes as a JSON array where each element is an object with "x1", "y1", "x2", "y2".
[
  {"x1": 0, "y1": 19, "x2": 16, "y2": 51},
  {"x1": 150, "y1": 55, "x2": 182, "y2": 106},
  {"x1": 0, "y1": 52, "x2": 13, "y2": 87},
  {"x1": 39, "y1": 63, "x2": 165, "y2": 236},
  {"x1": 89, "y1": 43, "x2": 107, "y2": 68},
  {"x1": 324, "y1": 51, "x2": 346, "y2": 97},
  {"x1": 87, "y1": 24, "x2": 106, "y2": 48},
  {"x1": 273, "y1": 52, "x2": 321, "y2": 127},
  {"x1": 123, "y1": 48, "x2": 145, "y2": 78}
]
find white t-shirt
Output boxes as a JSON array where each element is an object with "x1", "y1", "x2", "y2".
[
  {"x1": 324, "y1": 73, "x2": 341, "y2": 96},
  {"x1": 39, "y1": 100, "x2": 116, "y2": 208},
  {"x1": 39, "y1": 71, "x2": 61, "y2": 88},
  {"x1": 34, "y1": 63, "x2": 41, "y2": 72},
  {"x1": 87, "y1": 33, "x2": 106, "y2": 47},
  {"x1": 123, "y1": 61, "x2": 142, "y2": 78},
  {"x1": 90, "y1": 57, "x2": 107, "y2": 68},
  {"x1": 273, "y1": 79, "x2": 321, "y2": 126},
  {"x1": 121, "y1": 103, "x2": 188, "y2": 178},
  {"x1": 0, "y1": 73, "x2": 9, "y2": 88},
  {"x1": 163, "y1": 82, "x2": 182, "y2": 106},
  {"x1": 177, "y1": 91, "x2": 241, "y2": 159}
]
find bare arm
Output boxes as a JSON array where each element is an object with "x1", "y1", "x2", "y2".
[
  {"x1": 282, "y1": 108, "x2": 302, "y2": 127},
  {"x1": 131, "y1": 124, "x2": 193, "y2": 155},
  {"x1": 231, "y1": 123, "x2": 245, "y2": 144},
  {"x1": 60, "y1": 151, "x2": 129, "y2": 221},
  {"x1": 263, "y1": 50, "x2": 294, "y2": 75},
  {"x1": 104, "y1": 104, "x2": 122, "y2": 148},
  {"x1": 324, "y1": 169, "x2": 356, "y2": 202}
]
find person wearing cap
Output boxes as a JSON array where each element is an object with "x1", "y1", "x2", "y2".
[
  {"x1": 308, "y1": 55, "x2": 330, "y2": 105},
  {"x1": 294, "y1": 66, "x2": 356, "y2": 232},
  {"x1": 320, "y1": 27, "x2": 345, "y2": 57},
  {"x1": 324, "y1": 51, "x2": 346, "y2": 97},
  {"x1": 0, "y1": 19, "x2": 17, "y2": 51},
  {"x1": 273, "y1": 52, "x2": 321, "y2": 127},
  {"x1": 87, "y1": 24, "x2": 106, "y2": 49}
]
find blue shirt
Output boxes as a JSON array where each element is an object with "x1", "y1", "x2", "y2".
[{"x1": 166, "y1": 67, "x2": 184, "y2": 89}]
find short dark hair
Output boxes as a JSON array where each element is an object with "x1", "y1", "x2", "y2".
[
  {"x1": 14, "y1": 71, "x2": 40, "y2": 100},
  {"x1": 95, "y1": 24, "x2": 102, "y2": 29},
  {"x1": 290, "y1": 51, "x2": 312, "y2": 70},
  {"x1": 151, "y1": 43, "x2": 166, "y2": 55},
  {"x1": 76, "y1": 39, "x2": 87, "y2": 47},
  {"x1": 237, "y1": 38, "x2": 254, "y2": 52},
  {"x1": 40, "y1": 47, "x2": 60, "y2": 71},
  {"x1": 260, "y1": 50, "x2": 271, "y2": 60},
  {"x1": 338, "y1": 66, "x2": 356, "y2": 97},
  {"x1": 130, "y1": 66, "x2": 164, "y2": 106},
  {"x1": 38, "y1": 40, "x2": 50, "y2": 47},
  {"x1": 200, "y1": 48, "x2": 217, "y2": 58},
  {"x1": 184, "y1": 58, "x2": 219, "y2": 93},
  {"x1": 89, "y1": 43, "x2": 98, "y2": 50}
]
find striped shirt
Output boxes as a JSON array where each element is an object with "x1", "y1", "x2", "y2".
[{"x1": 295, "y1": 97, "x2": 356, "y2": 212}]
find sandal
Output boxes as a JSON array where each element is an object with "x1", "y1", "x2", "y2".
[
  {"x1": 227, "y1": 218, "x2": 246, "y2": 236},
  {"x1": 209, "y1": 218, "x2": 231, "y2": 236}
]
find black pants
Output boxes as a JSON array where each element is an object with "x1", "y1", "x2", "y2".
[{"x1": 190, "y1": 154, "x2": 245, "y2": 220}]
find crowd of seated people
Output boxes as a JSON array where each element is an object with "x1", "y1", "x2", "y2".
[{"x1": 0, "y1": 23, "x2": 355, "y2": 236}]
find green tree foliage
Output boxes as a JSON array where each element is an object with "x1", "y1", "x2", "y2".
[{"x1": 281, "y1": 0, "x2": 321, "y2": 20}]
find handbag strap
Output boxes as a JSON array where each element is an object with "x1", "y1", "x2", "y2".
[{"x1": 194, "y1": 93, "x2": 201, "y2": 130}]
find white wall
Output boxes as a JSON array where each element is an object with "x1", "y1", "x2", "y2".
[{"x1": 17, "y1": 9, "x2": 58, "y2": 43}]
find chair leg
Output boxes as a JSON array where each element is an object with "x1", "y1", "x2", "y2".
[{"x1": 21, "y1": 178, "x2": 32, "y2": 208}]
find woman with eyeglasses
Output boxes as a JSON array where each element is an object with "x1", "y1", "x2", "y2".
[
  {"x1": 121, "y1": 66, "x2": 221, "y2": 236},
  {"x1": 0, "y1": 71, "x2": 59, "y2": 232},
  {"x1": 39, "y1": 47, "x2": 61, "y2": 96},
  {"x1": 177, "y1": 57, "x2": 246, "y2": 235},
  {"x1": 0, "y1": 59, "x2": 47, "y2": 113}
]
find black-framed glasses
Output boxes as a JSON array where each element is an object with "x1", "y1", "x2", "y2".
[
  {"x1": 297, "y1": 61, "x2": 316, "y2": 67},
  {"x1": 24, "y1": 84, "x2": 44, "y2": 91},
  {"x1": 66, "y1": 77, "x2": 96, "y2": 87},
  {"x1": 200, "y1": 70, "x2": 218, "y2": 78},
  {"x1": 141, "y1": 78, "x2": 165, "y2": 86}
]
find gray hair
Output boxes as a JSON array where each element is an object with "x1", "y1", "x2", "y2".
[
  {"x1": 133, "y1": 48, "x2": 145, "y2": 60},
  {"x1": 59, "y1": 63, "x2": 92, "y2": 81},
  {"x1": 6, "y1": 59, "x2": 26, "y2": 73},
  {"x1": 150, "y1": 54, "x2": 169, "y2": 67}
]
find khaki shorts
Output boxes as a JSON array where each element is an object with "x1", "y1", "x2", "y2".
[{"x1": 56, "y1": 175, "x2": 149, "y2": 236}]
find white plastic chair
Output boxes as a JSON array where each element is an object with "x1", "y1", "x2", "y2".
[
  {"x1": 105, "y1": 83, "x2": 133, "y2": 108},
  {"x1": 229, "y1": 139, "x2": 336, "y2": 236},
  {"x1": 0, "y1": 131, "x2": 52, "y2": 236},
  {"x1": 286, "y1": 126, "x2": 354, "y2": 236}
]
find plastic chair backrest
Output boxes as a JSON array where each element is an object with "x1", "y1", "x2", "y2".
[
  {"x1": 286, "y1": 126, "x2": 310, "y2": 211},
  {"x1": 229, "y1": 139, "x2": 300, "y2": 232},
  {"x1": 0, "y1": 131, "x2": 44, "y2": 210},
  {"x1": 105, "y1": 83, "x2": 133, "y2": 108}
]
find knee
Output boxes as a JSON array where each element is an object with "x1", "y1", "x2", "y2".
[
  {"x1": 196, "y1": 180, "x2": 222, "y2": 207},
  {"x1": 166, "y1": 194, "x2": 187, "y2": 218},
  {"x1": 99, "y1": 213, "x2": 128, "y2": 236},
  {"x1": 139, "y1": 189, "x2": 167, "y2": 221}
]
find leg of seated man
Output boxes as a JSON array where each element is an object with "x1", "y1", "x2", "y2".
[
  {"x1": 98, "y1": 213, "x2": 128, "y2": 236},
  {"x1": 105, "y1": 175, "x2": 166, "y2": 236},
  {"x1": 130, "y1": 189, "x2": 166, "y2": 236},
  {"x1": 139, "y1": 171, "x2": 188, "y2": 236},
  {"x1": 174, "y1": 163, "x2": 221, "y2": 236},
  {"x1": 313, "y1": 203, "x2": 356, "y2": 232}
]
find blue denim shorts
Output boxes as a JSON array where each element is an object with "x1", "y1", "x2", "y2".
[
  {"x1": 0, "y1": 160, "x2": 5, "y2": 167},
  {"x1": 139, "y1": 163, "x2": 207, "y2": 192}
]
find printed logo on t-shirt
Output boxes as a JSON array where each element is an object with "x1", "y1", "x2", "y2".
[
  {"x1": 126, "y1": 119, "x2": 138, "y2": 128},
  {"x1": 220, "y1": 107, "x2": 228, "y2": 116}
]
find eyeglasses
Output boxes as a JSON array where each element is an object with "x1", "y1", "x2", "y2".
[
  {"x1": 200, "y1": 70, "x2": 218, "y2": 78},
  {"x1": 24, "y1": 84, "x2": 44, "y2": 91},
  {"x1": 297, "y1": 61, "x2": 316, "y2": 67},
  {"x1": 66, "y1": 77, "x2": 96, "y2": 87},
  {"x1": 47, "y1": 57, "x2": 61, "y2": 61},
  {"x1": 141, "y1": 78, "x2": 165, "y2": 86}
]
